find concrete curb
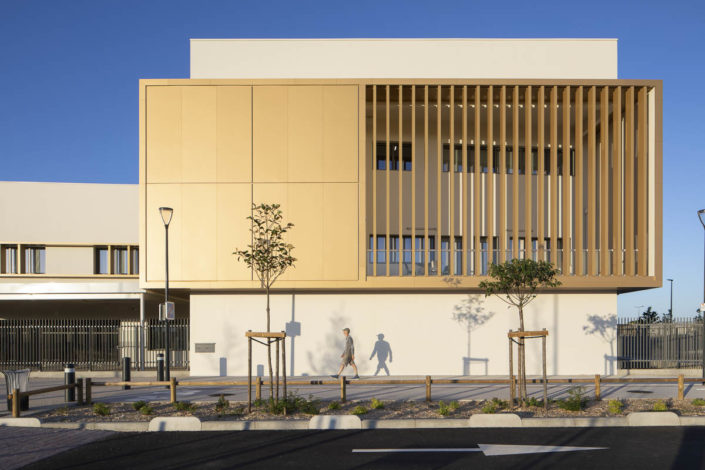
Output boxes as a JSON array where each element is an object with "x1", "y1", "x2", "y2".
[
  {"x1": 148, "y1": 417, "x2": 202, "y2": 431},
  {"x1": 469, "y1": 413, "x2": 522, "y2": 428},
  {"x1": 627, "y1": 412, "x2": 680, "y2": 427},
  {"x1": 1, "y1": 411, "x2": 703, "y2": 431},
  {"x1": 309, "y1": 415, "x2": 361, "y2": 430}
]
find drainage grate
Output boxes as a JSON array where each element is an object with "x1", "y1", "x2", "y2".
[
  {"x1": 208, "y1": 393, "x2": 235, "y2": 397},
  {"x1": 627, "y1": 390, "x2": 654, "y2": 394}
]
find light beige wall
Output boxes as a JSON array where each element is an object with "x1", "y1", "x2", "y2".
[
  {"x1": 190, "y1": 292, "x2": 618, "y2": 376},
  {"x1": 0, "y1": 182, "x2": 138, "y2": 244},
  {"x1": 45, "y1": 246, "x2": 94, "y2": 276},
  {"x1": 190, "y1": 39, "x2": 618, "y2": 79},
  {"x1": 142, "y1": 84, "x2": 360, "y2": 286}
]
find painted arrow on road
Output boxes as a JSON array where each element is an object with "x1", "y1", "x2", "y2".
[{"x1": 353, "y1": 444, "x2": 607, "y2": 456}]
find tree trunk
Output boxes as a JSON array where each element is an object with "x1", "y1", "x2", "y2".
[
  {"x1": 266, "y1": 286, "x2": 274, "y2": 402},
  {"x1": 518, "y1": 305, "x2": 527, "y2": 403}
]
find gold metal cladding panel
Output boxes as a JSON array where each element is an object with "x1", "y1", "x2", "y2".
[
  {"x1": 216, "y1": 86, "x2": 252, "y2": 183},
  {"x1": 181, "y1": 184, "x2": 217, "y2": 280},
  {"x1": 181, "y1": 87, "x2": 217, "y2": 183},
  {"x1": 145, "y1": 183, "x2": 183, "y2": 282},
  {"x1": 253, "y1": 86, "x2": 288, "y2": 182},
  {"x1": 216, "y1": 184, "x2": 252, "y2": 281},
  {"x1": 146, "y1": 86, "x2": 182, "y2": 183}
]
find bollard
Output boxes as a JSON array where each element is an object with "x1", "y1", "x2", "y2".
[
  {"x1": 678, "y1": 374, "x2": 684, "y2": 400},
  {"x1": 256, "y1": 377, "x2": 262, "y2": 401},
  {"x1": 425, "y1": 376, "x2": 432, "y2": 402},
  {"x1": 12, "y1": 388, "x2": 20, "y2": 418},
  {"x1": 170, "y1": 377, "x2": 177, "y2": 403},
  {"x1": 122, "y1": 357, "x2": 131, "y2": 390},
  {"x1": 64, "y1": 363, "x2": 76, "y2": 402},
  {"x1": 85, "y1": 377, "x2": 92, "y2": 405},
  {"x1": 157, "y1": 353, "x2": 165, "y2": 382},
  {"x1": 340, "y1": 376, "x2": 346, "y2": 402},
  {"x1": 594, "y1": 374, "x2": 601, "y2": 401}
]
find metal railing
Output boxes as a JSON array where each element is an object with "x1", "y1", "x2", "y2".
[
  {"x1": 617, "y1": 317, "x2": 704, "y2": 369},
  {"x1": 0, "y1": 318, "x2": 189, "y2": 371}
]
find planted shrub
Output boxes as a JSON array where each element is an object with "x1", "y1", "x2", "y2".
[
  {"x1": 327, "y1": 401, "x2": 341, "y2": 410},
  {"x1": 351, "y1": 405, "x2": 368, "y2": 416},
  {"x1": 371, "y1": 398, "x2": 384, "y2": 410},
  {"x1": 607, "y1": 400, "x2": 624, "y2": 415},
  {"x1": 140, "y1": 405, "x2": 153, "y2": 416},
  {"x1": 438, "y1": 401, "x2": 450, "y2": 416},
  {"x1": 132, "y1": 401, "x2": 148, "y2": 411},
  {"x1": 268, "y1": 394, "x2": 320, "y2": 415},
  {"x1": 692, "y1": 398, "x2": 705, "y2": 407},
  {"x1": 173, "y1": 401, "x2": 198, "y2": 412},
  {"x1": 481, "y1": 397, "x2": 508, "y2": 414},
  {"x1": 525, "y1": 397, "x2": 543, "y2": 408},
  {"x1": 557, "y1": 387, "x2": 588, "y2": 412},
  {"x1": 93, "y1": 402, "x2": 111, "y2": 416},
  {"x1": 653, "y1": 400, "x2": 668, "y2": 412},
  {"x1": 449, "y1": 400, "x2": 460, "y2": 411},
  {"x1": 216, "y1": 395, "x2": 230, "y2": 412}
]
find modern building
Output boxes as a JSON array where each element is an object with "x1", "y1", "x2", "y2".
[{"x1": 0, "y1": 181, "x2": 189, "y2": 370}]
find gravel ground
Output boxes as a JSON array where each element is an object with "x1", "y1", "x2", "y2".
[{"x1": 33, "y1": 396, "x2": 705, "y2": 423}]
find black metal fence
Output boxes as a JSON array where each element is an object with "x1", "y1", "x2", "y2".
[
  {"x1": 617, "y1": 317, "x2": 704, "y2": 369},
  {"x1": 0, "y1": 319, "x2": 189, "y2": 371}
]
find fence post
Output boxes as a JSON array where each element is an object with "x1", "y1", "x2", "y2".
[
  {"x1": 77, "y1": 378, "x2": 84, "y2": 406},
  {"x1": 678, "y1": 374, "x2": 684, "y2": 400},
  {"x1": 425, "y1": 375, "x2": 432, "y2": 402},
  {"x1": 340, "y1": 376, "x2": 346, "y2": 402},
  {"x1": 85, "y1": 378, "x2": 92, "y2": 405},
  {"x1": 256, "y1": 376, "x2": 262, "y2": 401},
  {"x1": 170, "y1": 377, "x2": 177, "y2": 403},
  {"x1": 594, "y1": 374, "x2": 601, "y2": 400},
  {"x1": 510, "y1": 375, "x2": 516, "y2": 405},
  {"x1": 12, "y1": 389, "x2": 20, "y2": 418}
]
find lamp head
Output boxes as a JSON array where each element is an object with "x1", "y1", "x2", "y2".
[
  {"x1": 699, "y1": 209, "x2": 705, "y2": 229},
  {"x1": 159, "y1": 207, "x2": 174, "y2": 227}
]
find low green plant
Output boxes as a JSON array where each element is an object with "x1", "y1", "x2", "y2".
[
  {"x1": 173, "y1": 401, "x2": 198, "y2": 412},
  {"x1": 449, "y1": 400, "x2": 460, "y2": 411},
  {"x1": 607, "y1": 400, "x2": 624, "y2": 415},
  {"x1": 351, "y1": 405, "x2": 368, "y2": 415},
  {"x1": 215, "y1": 394, "x2": 230, "y2": 412},
  {"x1": 692, "y1": 398, "x2": 705, "y2": 406},
  {"x1": 92, "y1": 402, "x2": 110, "y2": 416},
  {"x1": 132, "y1": 401, "x2": 148, "y2": 411},
  {"x1": 371, "y1": 398, "x2": 384, "y2": 410},
  {"x1": 525, "y1": 397, "x2": 543, "y2": 408},
  {"x1": 140, "y1": 405, "x2": 153, "y2": 416},
  {"x1": 556, "y1": 386, "x2": 588, "y2": 412},
  {"x1": 327, "y1": 401, "x2": 341, "y2": 410},
  {"x1": 267, "y1": 394, "x2": 320, "y2": 415},
  {"x1": 438, "y1": 400, "x2": 450, "y2": 416},
  {"x1": 653, "y1": 400, "x2": 668, "y2": 412}
]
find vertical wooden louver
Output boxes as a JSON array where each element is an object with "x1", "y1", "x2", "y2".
[{"x1": 365, "y1": 82, "x2": 656, "y2": 282}]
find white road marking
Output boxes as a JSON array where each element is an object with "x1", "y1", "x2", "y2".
[{"x1": 353, "y1": 444, "x2": 607, "y2": 456}]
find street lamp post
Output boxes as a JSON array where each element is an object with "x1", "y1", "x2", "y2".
[
  {"x1": 160, "y1": 207, "x2": 174, "y2": 381},
  {"x1": 667, "y1": 278, "x2": 673, "y2": 320},
  {"x1": 698, "y1": 209, "x2": 705, "y2": 379}
]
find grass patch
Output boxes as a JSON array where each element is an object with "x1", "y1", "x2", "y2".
[
  {"x1": 267, "y1": 394, "x2": 320, "y2": 415},
  {"x1": 92, "y1": 402, "x2": 110, "y2": 416},
  {"x1": 692, "y1": 398, "x2": 705, "y2": 407},
  {"x1": 525, "y1": 397, "x2": 544, "y2": 408},
  {"x1": 438, "y1": 401, "x2": 450, "y2": 416},
  {"x1": 556, "y1": 387, "x2": 588, "y2": 412},
  {"x1": 132, "y1": 401, "x2": 148, "y2": 411},
  {"x1": 607, "y1": 400, "x2": 624, "y2": 415},
  {"x1": 327, "y1": 401, "x2": 341, "y2": 410},
  {"x1": 139, "y1": 405, "x2": 153, "y2": 416},
  {"x1": 482, "y1": 397, "x2": 509, "y2": 414},
  {"x1": 173, "y1": 401, "x2": 198, "y2": 413},
  {"x1": 370, "y1": 398, "x2": 384, "y2": 410},
  {"x1": 653, "y1": 400, "x2": 668, "y2": 412},
  {"x1": 449, "y1": 400, "x2": 460, "y2": 411},
  {"x1": 351, "y1": 405, "x2": 368, "y2": 416}
]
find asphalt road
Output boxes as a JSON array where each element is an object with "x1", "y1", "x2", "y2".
[{"x1": 21, "y1": 427, "x2": 705, "y2": 469}]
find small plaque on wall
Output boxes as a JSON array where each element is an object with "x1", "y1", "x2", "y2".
[{"x1": 195, "y1": 343, "x2": 215, "y2": 353}]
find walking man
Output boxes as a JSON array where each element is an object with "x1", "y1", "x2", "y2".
[{"x1": 332, "y1": 327, "x2": 359, "y2": 379}]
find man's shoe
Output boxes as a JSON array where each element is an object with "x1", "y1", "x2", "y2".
[
  {"x1": 331, "y1": 374, "x2": 338, "y2": 379},
  {"x1": 353, "y1": 375, "x2": 360, "y2": 379}
]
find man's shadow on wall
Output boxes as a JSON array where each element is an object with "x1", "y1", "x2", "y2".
[{"x1": 369, "y1": 334, "x2": 393, "y2": 376}]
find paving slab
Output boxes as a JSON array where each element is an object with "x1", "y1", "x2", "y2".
[
  {"x1": 309, "y1": 415, "x2": 361, "y2": 429},
  {"x1": 627, "y1": 411, "x2": 680, "y2": 426},
  {"x1": 469, "y1": 413, "x2": 522, "y2": 427},
  {"x1": 148, "y1": 416, "x2": 201, "y2": 431}
]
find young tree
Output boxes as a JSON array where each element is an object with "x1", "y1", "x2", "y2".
[
  {"x1": 234, "y1": 203, "x2": 296, "y2": 402},
  {"x1": 479, "y1": 258, "x2": 561, "y2": 404}
]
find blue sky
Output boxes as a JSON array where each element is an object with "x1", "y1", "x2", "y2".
[{"x1": 1, "y1": 0, "x2": 703, "y2": 317}]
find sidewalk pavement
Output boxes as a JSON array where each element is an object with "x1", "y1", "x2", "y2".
[{"x1": 3, "y1": 375, "x2": 705, "y2": 416}]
